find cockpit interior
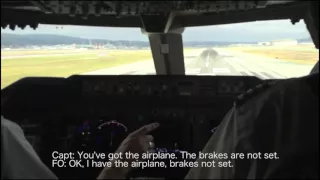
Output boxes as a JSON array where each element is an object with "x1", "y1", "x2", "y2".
[{"x1": 1, "y1": 1, "x2": 319, "y2": 179}]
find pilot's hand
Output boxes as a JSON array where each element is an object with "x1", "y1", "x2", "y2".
[
  {"x1": 116, "y1": 122, "x2": 159, "y2": 156},
  {"x1": 98, "y1": 122, "x2": 159, "y2": 179}
]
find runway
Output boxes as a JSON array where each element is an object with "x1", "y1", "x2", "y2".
[{"x1": 83, "y1": 48, "x2": 315, "y2": 79}]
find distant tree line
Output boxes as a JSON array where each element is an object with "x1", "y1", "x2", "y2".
[{"x1": 1, "y1": 33, "x2": 311, "y2": 47}]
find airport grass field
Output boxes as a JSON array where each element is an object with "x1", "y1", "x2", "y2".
[
  {"x1": 226, "y1": 45, "x2": 319, "y2": 64},
  {"x1": 1, "y1": 49, "x2": 153, "y2": 89},
  {"x1": 1, "y1": 48, "x2": 198, "y2": 89}
]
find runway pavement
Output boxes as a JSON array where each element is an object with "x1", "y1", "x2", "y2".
[{"x1": 83, "y1": 48, "x2": 315, "y2": 79}]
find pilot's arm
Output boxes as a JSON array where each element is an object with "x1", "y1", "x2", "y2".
[
  {"x1": 185, "y1": 76, "x2": 318, "y2": 179},
  {"x1": 1, "y1": 116, "x2": 58, "y2": 179}
]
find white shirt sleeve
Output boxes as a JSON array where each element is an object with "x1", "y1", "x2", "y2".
[
  {"x1": 185, "y1": 108, "x2": 237, "y2": 179},
  {"x1": 1, "y1": 116, "x2": 58, "y2": 179}
]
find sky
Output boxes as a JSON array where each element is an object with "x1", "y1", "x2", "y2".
[{"x1": 1, "y1": 19, "x2": 311, "y2": 42}]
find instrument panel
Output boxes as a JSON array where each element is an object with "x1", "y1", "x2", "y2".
[
  {"x1": 1, "y1": 75, "x2": 266, "y2": 179},
  {"x1": 76, "y1": 75, "x2": 257, "y2": 97}
]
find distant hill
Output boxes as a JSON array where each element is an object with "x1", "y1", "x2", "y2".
[
  {"x1": 1, "y1": 33, "x2": 150, "y2": 47},
  {"x1": 1, "y1": 33, "x2": 256, "y2": 48}
]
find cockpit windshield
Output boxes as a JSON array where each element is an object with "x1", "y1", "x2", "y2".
[{"x1": 1, "y1": 19, "x2": 318, "y2": 89}]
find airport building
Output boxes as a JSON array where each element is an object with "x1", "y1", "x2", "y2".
[
  {"x1": 271, "y1": 39, "x2": 298, "y2": 46},
  {"x1": 257, "y1": 41, "x2": 271, "y2": 46}
]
